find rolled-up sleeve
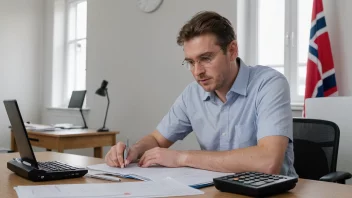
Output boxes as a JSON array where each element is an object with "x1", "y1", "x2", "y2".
[
  {"x1": 156, "y1": 86, "x2": 193, "y2": 142},
  {"x1": 256, "y1": 73, "x2": 293, "y2": 142}
]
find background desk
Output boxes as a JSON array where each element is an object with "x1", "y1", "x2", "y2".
[
  {"x1": 2, "y1": 152, "x2": 352, "y2": 198},
  {"x1": 10, "y1": 130, "x2": 119, "y2": 158}
]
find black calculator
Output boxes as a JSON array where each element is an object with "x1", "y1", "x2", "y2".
[{"x1": 213, "y1": 172, "x2": 298, "y2": 197}]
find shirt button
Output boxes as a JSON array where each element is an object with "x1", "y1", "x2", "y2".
[{"x1": 222, "y1": 132, "x2": 226, "y2": 136}]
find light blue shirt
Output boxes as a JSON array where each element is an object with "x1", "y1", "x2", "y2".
[{"x1": 157, "y1": 58, "x2": 297, "y2": 177}]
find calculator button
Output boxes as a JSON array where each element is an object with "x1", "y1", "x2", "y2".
[
  {"x1": 244, "y1": 180, "x2": 255, "y2": 184},
  {"x1": 265, "y1": 179, "x2": 275, "y2": 183},
  {"x1": 251, "y1": 181, "x2": 267, "y2": 186}
]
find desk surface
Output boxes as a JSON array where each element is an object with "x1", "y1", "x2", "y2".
[
  {"x1": 26, "y1": 129, "x2": 119, "y2": 137},
  {"x1": 11, "y1": 130, "x2": 119, "y2": 158},
  {"x1": 2, "y1": 152, "x2": 352, "y2": 198}
]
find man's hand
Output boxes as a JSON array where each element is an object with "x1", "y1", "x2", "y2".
[
  {"x1": 105, "y1": 142, "x2": 139, "y2": 168},
  {"x1": 138, "y1": 147, "x2": 186, "y2": 168}
]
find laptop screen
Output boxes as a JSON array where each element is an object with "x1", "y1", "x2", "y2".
[
  {"x1": 68, "y1": 90, "x2": 86, "y2": 109},
  {"x1": 4, "y1": 100, "x2": 38, "y2": 167}
]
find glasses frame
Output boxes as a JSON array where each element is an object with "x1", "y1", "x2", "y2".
[{"x1": 182, "y1": 49, "x2": 223, "y2": 71}]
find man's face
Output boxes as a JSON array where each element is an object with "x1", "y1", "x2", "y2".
[{"x1": 183, "y1": 34, "x2": 237, "y2": 92}]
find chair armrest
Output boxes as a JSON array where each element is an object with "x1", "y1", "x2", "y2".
[{"x1": 320, "y1": 171, "x2": 352, "y2": 183}]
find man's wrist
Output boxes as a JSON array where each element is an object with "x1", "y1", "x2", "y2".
[
  {"x1": 131, "y1": 144, "x2": 143, "y2": 159},
  {"x1": 178, "y1": 150, "x2": 189, "y2": 167}
]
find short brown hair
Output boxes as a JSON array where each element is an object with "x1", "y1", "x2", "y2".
[{"x1": 177, "y1": 11, "x2": 236, "y2": 52}]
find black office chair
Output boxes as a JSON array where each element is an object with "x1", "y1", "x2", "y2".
[{"x1": 293, "y1": 118, "x2": 352, "y2": 184}]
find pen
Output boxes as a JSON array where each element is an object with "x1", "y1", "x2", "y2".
[
  {"x1": 123, "y1": 139, "x2": 129, "y2": 167},
  {"x1": 86, "y1": 172, "x2": 121, "y2": 182}
]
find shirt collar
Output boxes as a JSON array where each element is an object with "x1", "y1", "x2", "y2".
[
  {"x1": 202, "y1": 57, "x2": 250, "y2": 101},
  {"x1": 230, "y1": 57, "x2": 249, "y2": 96}
]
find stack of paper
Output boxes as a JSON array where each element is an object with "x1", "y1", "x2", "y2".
[
  {"x1": 88, "y1": 163, "x2": 229, "y2": 188},
  {"x1": 24, "y1": 123, "x2": 56, "y2": 131},
  {"x1": 14, "y1": 177, "x2": 203, "y2": 198},
  {"x1": 53, "y1": 123, "x2": 83, "y2": 129}
]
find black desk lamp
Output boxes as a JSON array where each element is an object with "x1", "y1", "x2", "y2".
[{"x1": 95, "y1": 80, "x2": 110, "y2": 132}]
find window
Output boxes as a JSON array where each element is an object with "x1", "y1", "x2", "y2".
[
  {"x1": 64, "y1": 0, "x2": 87, "y2": 104},
  {"x1": 250, "y1": 0, "x2": 313, "y2": 103}
]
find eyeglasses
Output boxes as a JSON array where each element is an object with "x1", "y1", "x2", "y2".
[{"x1": 182, "y1": 49, "x2": 223, "y2": 71}]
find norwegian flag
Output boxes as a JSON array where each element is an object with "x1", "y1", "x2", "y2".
[{"x1": 303, "y1": 0, "x2": 338, "y2": 117}]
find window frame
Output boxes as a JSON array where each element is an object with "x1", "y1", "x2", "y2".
[
  {"x1": 63, "y1": 0, "x2": 87, "y2": 106},
  {"x1": 248, "y1": 0, "x2": 310, "y2": 104}
]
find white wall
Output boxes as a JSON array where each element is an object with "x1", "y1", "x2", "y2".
[
  {"x1": 324, "y1": 0, "x2": 352, "y2": 96},
  {"x1": 0, "y1": 0, "x2": 43, "y2": 149}
]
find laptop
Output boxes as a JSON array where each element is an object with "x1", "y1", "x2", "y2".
[
  {"x1": 68, "y1": 90, "x2": 86, "y2": 109},
  {"x1": 4, "y1": 100, "x2": 88, "y2": 182}
]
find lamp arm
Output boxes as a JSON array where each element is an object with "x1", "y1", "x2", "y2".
[
  {"x1": 102, "y1": 89, "x2": 110, "y2": 128},
  {"x1": 79, "y1": 108, "x2": 88, "y2": 129}
]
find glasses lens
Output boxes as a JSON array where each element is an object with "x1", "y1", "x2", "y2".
[{"x1": 182, "y1": 61, "x2": 190, "y2": 70}]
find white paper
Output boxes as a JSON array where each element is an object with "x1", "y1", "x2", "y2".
[
  {"x1": 14, "y1": 177, "x2": 203, "y2": 198},
  {"x1": 24, "y1": 123, "x2": 56, "y2": 131},
  {"x1": 88, "y1": 163, "x2": 229, "y2": 187}
]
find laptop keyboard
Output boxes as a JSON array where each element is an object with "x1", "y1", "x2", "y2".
[{"x1": 38, "y1": 161, "x2": 80, "y2": 172}]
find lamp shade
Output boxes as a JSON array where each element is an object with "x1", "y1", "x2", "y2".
[{"x1": 95, "y1": 80, "x2": 108, "y2": 96}]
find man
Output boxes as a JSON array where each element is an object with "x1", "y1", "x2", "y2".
[{"x1": 105, "y1": 11, "x2": 297, "y2": 177}]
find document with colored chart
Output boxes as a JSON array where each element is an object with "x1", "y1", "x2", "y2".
[
  {"x1": 14, "y1": 177, "x2": 203, "y2": 198},
  {"x1": 87, "y1": 163, "x2": 229, "y2": 188}
]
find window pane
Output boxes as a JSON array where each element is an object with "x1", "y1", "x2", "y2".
[
  {"x1": 272, "y1": 66, "x2": 284, "y2": 75},
  {"x1": 77, "y1": 1, "x2": 87, "y2": 39},
  {"x1": 298, "y1": 65, "x2": 306, "y2": 96},
  {"x1": 75, "y1": 39, "x2": 86, "y2": 90},
  {"x1": 297, "y1": 0, "x2": 313, "y2": 97},
  {"x1": 258, "y1": 0, "x2": 285, "y2": 65},
  {"x1": 298, "y1": 0, "x2": 314, "y2": 63},
  {"x1": 67, "y1": 43, "x2": 76, "y2": 98},
  {"x1": 66, "y1": 40, "x2": 86, "y2": 100},
  {"x1": 68, "y1": 4, "x2": 76, "y2": 41}
]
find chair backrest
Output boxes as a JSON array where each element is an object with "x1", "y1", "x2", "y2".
[{"x1": 293, "y1": 118, "x2": 340, "y2": 180}]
